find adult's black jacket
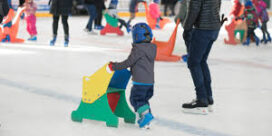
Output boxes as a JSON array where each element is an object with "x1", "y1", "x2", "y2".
[
  {"x1": 183, "y1": 0, "x2": 221, "y2": 30},
  {"x1": 0, "y1": 0, "x2": 9, "y2": 23},
  {"x1": 49, "y1": 0, "x2": 73, "y2": 15}
]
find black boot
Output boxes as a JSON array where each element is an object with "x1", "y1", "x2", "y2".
[{"x1": 182, "y1": 99, "x2": 208, "y2": 115}]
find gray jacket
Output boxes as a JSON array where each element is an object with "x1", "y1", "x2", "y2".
[
  {"x1": 112, "y1": 43, "x2": 157, "y2": 84},
  {"x1": 183, "y1": 0, "x2": 221, "y2": 30}
]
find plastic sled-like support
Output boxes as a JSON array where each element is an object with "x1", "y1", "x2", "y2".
[
  {"x1": 224, "y1": 4, "x2": 246, "y2": 45},
  {"x1": 142, "y1": 2, "x2": 170, "y2": 29},
  {"x1": 0, "y1": 7, "x2": 26, "y2": 43},
  {"x1": 71, "y1": 63, "x2": 135, "y2": 128},
  {"x1": 100, "y1": 13, "x2": 124, "y2": 36},
  {"x1": 152, "y1": 19, "x2": 181, "y2": 62}
]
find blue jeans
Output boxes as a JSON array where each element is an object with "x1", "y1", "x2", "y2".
[
  {"x1": 85, "y1": 4, "x2": 97, "y2": 31},
  {"x1": 130, "y1": 85, "x2": 154, "y2": 112},
  {"x1": 187, "y1": 29, "x2": 219, "y2": 103}
]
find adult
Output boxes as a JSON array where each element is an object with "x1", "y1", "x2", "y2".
[
  {"x1": 182, "y1": 0, "x2": 224, "y2": 114},
  {"x1": 19, "y1": 0, "x2": 25, "y2": 6},
  {"x1": 94, "y1": 0, "x2": 106, "y2": 30},
  {"x1": 0, "y1": 0, "x2": 10, "y2": 23},
  {"x1": 49, "y1": 0, "x2": 73, "y2": 47},
  {"x1": 127, "y1": 0, "x2": 146, "y2": 26},
  {"x1": 84, "y1": 0, "x2": 97, "y2": 34},
  {"x1": 162, "y1": 0, "x2": 178, "y2": 16}
]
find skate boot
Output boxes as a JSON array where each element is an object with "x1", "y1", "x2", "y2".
[
  {"x1": 64, "y1": 35, "x2": 69, "y2": 47},
  {"x1": 254, "y1": 35, "x2": 260, "y2": 46},
  {"x1": 261, "y1": 35, "x2": 267, "y2": 44},
  {"x1": 182, "y1": 99, "x2": 208, "y2": 115},
  {"x1": 1, "y1": 35, "x2": 10, "y2": 42},
  {"x1": 137, "y1": 112, "x2": 154, "y2": 129},
  {"x1": 181, "y1": 54, "x2": 188, "y2": 62},
  {"x1": 50, "y1": 35, "x2": 57, "y2": 46},
  {"x1": 267, "y1": 34, "x2": 271, "y2": 43},
  {"x1": 137, "y1": 106, "x2": 154, "y2": 129},
  {"x1": 243, "y1": 37, "x2": 250, "y2": 46},
  {"x1": 28, "y1": 36, "x2": 37, "y2": 41}
]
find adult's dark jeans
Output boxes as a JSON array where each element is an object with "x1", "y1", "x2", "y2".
[
  {"x1": 85, "y1": 4, "x2": 96, "y2": 31},
  {"x1": 95, "y1": 6, "x2": 103, "y2": 26},
  {"x1": 130, "y1": 85, "x2": 154, "y2": 112},
  {"x1": 53, "y1": 15, "x2": 69, "y2": 36},
  {"x1": 187, "y1": 29, "x2": 219, "y2": 103}
]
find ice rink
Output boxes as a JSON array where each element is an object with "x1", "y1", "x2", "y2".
[{"x1": 1, "y1": 4, "x2": 272, "y2": 136}]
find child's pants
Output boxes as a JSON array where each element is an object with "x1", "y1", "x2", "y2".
[
  {"x1": 25, "y1": 14, "x2": 37, "y2": 36},
  {"x1": 130, "y1": 85, "x2": 154, "y2": 112}
]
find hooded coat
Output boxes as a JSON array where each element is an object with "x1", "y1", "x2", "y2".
[{"x1": 112, "y1": 43, "x2": 157, "y2": 84}]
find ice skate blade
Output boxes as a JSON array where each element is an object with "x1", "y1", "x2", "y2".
[
  {"x1": 141, "y1": 123, "x2": 151, "y2": 130},
  {"x1": 182, "y1": 107, "x2": 208, "y2": 115}
]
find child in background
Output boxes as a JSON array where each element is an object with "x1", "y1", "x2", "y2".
[
  {"x1": 127, "y1": 0, "x2": 146, "y2": 27},
  {"x1": 106, "y1": 0, "x2": 131, "y2": 33},
  {"x1": 149, "y1": 0, "x2": 162, "y2": 29},
  {"x1": 24, "y1": 0, "x2": 37, "y2": 41},
  {"x1": 256, "y1": 0, "x2": 271, "y2": 44},
  {"x1": 109, "y1": 23, "x2": 157, "y2": 129},
  {"x1": 238, "y1": 0, "x2": 259, "y2": 46}
]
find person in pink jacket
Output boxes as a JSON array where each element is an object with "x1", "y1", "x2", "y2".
[
  {"x1": 149, "y1": 0, "x2": 162, "y2": 29},
  {"x1": 256, "y1": 0, "x2": 271, "y2": 43},
  {"x1": 24, "y1": 0, "x2": 37, "y2": 41}
]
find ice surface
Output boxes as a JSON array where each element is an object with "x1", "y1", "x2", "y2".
[{"x1": 1, "y1": 2, "x2": 272, "y2": 136}]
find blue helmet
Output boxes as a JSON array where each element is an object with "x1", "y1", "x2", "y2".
[{"x1": 132, "y1": 23, "x2": 153, "y2": 43}]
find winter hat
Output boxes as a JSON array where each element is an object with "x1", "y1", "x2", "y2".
[{"x1": 245, "y1": 0, "x2": 253, "y2": 7}]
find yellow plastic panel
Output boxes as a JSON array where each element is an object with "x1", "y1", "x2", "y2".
[{"x1": 82, "y1": 63, "x2": 114, "y2": 104}]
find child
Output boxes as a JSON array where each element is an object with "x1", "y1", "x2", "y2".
[
  {"x1": 149, "y1": 0, "x2": 162, "y2": 29},
  {"x1": 238, "y1": 0, "x2": 259, "y2": 46},
  {"x1": 107, "y1": 0, "x2": 131, "y2": 33},
  {"x1": 24, "y1": 0, "x2": 37, "y2": 41},
  {"x1": 109, "y1": 23, "x2": 157, "y2": 128},
  {"x1": 256, "y1": 0, "x2": 271, "y2": 44}
]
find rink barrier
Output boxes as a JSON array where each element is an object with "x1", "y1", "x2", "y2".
[
  {"x1": 35, "y1": 12, "x2": 146, "y2": 17},
  {"x1": 153, "y1": 19, "x2": 181, "y2": 62},
  {"x1": 71, "y1": 63, "x2": 135, "y2": 128}
]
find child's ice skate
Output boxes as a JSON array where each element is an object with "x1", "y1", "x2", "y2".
[
  {"x1": 254, "y1": 36, "x2": 260, "y2": 46},
  {"x1": 267, "y1": 34, "x2": 271, "y2": 43},
  {"x1": 243, "y1": 37, "x2": 250, "y2": 46},
  {"x1": 261, "y1": 35, "x2": 267, "y2": 44},
  {"x1": 181, "y1": 54, "x2": 188, "y2": 62},
  {"x1": 28, "y1": 36, "x2": 37, "y2": 41},
  {"x1": 137, "y1": 112, "x2": 154, "y2": 129}
]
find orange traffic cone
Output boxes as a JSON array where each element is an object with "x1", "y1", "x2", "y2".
[
  {"x1": 153, "y1": 19, "x2": 181, "y2": 62},
  {"x1": 142, "y1": 2, "x2": 170, "y2": 30}
]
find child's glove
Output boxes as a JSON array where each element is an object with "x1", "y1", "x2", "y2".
[{"x1": 106, "y1": 62, "x2": 114, "y2": 73}]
